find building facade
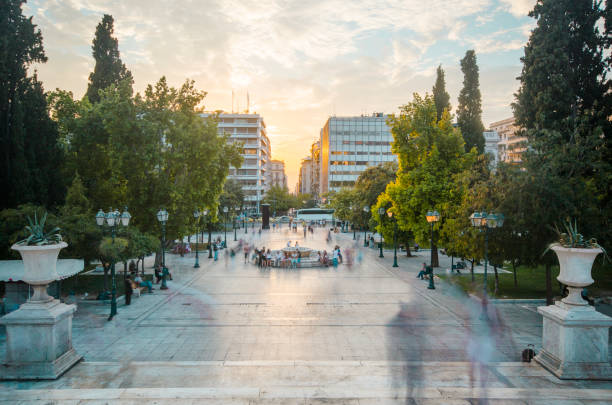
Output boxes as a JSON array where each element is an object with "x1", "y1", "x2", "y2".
[
  {"x1": 319, "y1": 113, "x2": 396, "y2": 195},
  {"x1": 490, "y1": 117, "x2": 526, "y2": 164},
  {"x1": 483, "y1": 131, "x2": 500, "y2": 166},
  {"x1": 298, "y1": 157, "x2": 313, "y2": 194},
  {"x1": 268, "y1": 159, "x2": 287, "y2": 189},
  {"x1": 200, "y1": 112, "x2": 271, "y2": 214}
]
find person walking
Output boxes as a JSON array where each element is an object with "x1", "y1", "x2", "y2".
[
  {"x1": 214, "y1": 242, "x2": 219, "y2": 261},
  {"x1": 124, "y1": 275, "x2": 134, "y2": 305}
]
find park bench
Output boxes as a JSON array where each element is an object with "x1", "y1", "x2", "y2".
[{"x1": 451, "y1": 261, "x2": 466, "y2": 274}]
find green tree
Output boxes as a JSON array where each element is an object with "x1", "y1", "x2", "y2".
[
  {"x1": 432, "y1": 64, "x2": 451, "y2": 121},
  {"x1": 328, "y1": 188, "x2": 358, "y2": 223},
  {"x1": 381, "y1": 94, "x2": 472, "y2": 267},
  {"x1": 457, "y1": 50, "x2": 485, "y2": 153},
  {"x1": 263, "y1": 184, "x2": 294, "y2": 215},
  {"x1": 0, "y1": 1, "x2": 64, "y2": 209},
  {"x1": 513, "y1": 0, "x2": 611, "y2": 251},
  {"x1": 220, "y1": 178, "x2": 245, "y2": 211},
  {"x1": 85, "y1": 14, "x2": 133, "y2": 104}
]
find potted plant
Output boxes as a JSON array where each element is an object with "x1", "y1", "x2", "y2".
[
  {"x1": 547, "y1": 219, "x2": 606, "y2": 306},
  {"x1": 11, "y1": 212, "x2": 67, "y2": 302}
]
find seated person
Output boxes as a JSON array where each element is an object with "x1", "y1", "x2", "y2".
[
  {"x1": 416, "y1": 263, "x2": 431, "y2": 279},
  {"x1": 134, "y1": 274, "x2": 153, "y2": 293}
]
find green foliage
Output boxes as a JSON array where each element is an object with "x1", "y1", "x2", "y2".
[
  {"x1": 328, "y1": 188, "x2": 358, "y2": 221},
  {"x1": 0, "y1": 205, "x2": 58, "y2": 258},
  {"x1": 48, "y1": 76, "x2": 242, "y2": 243},
  {"x1": 18, "y1": 212, "x2": 62, "y2": 246},
  {"x1": 550, "y1": 218, "x2": 605, "y2": 251},
  {"x1": 382, "y1": 94, "x2": 471, "y2": 248},
  {"x1": 220, "y1": 179, "x2": 245, "y2": 211},
  {"x1": 86, "y1": 14, "x2": 133, "y2": 104},
  {"x1": 263, "y1": 184, "x2": 294, "y2": 214},
  {"x1": 0, "y1": 1, "x2": 64, "y2": 209},
  {"x1": 513, "y1": 0, "x2": 611, "y2": 253},
  {"x1": 457, "y1": 50, "x2": 485, "y2": 153},
  {"x1": 98, "y1": 237, "x2": 128, "y2": 263},
  {"x1": 432, "y1": 64, "x2": 451, "y2": 121}
]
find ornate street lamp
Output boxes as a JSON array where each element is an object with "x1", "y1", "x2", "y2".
[
  {"x1": 388, "y1": 210, "x2": 398, "y2": 268},
  {"x1": 96, "y1": 206, "x2": 130, "y2": 321},
  {"x1": 363, "y1": 206, "x2": 370, "y2": 247},
  {"x1": 202, "y1": 209, "x2": 211, "y2": 259},
  {"x1": 156, "y1": 208, "x2": 169, "y2": 290},
  {"x1": 470, "y1": 211, "x2": 504, "y2": 303},
  {"x1": 377, "y1": 207, "x2": 385, "y2": 258},
  {"x1": 193, "y1": 209, "x2": 201, "y2": 268},
  {"x1": 425, "y1": 210, "x2": 440, "y2": 290},
  {"x1": 223, "y1": 206, "x2": 228, "y2": 247}
]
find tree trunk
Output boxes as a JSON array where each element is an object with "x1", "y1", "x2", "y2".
[
  {"x1": 154, "y1": 251, "x2": 162, "y2": 269},
  {"x1": 545, "y1": 262, "x2": 553, "y2": 305},
  {"x1": 470, "y1": 259, "x2": 475, "y2": 282},
  {"x1": 103, "y1": 264, "x2": 109, "y2": 292},
  {"x1": 432, "y1": 241, "x2": 439, "y2": 267},
  {"x1": 123, "y1": 261, "x2": 127, "y2": 281},
  {"x1": 512, "y1": 261, "x2": 518, "y2": 287},
  {"x1": 140, "y1": 256, "x2": 146, "y2": 275},
  {"x1": 405, "y1": 239, "x2": 412, "y2": 257},
  {"x1": 493, "y1": 265, "x2": 499, "y2": 296}
]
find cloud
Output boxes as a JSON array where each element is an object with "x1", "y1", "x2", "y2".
[
  {"x1": 23, "y1": 0, "x2": 532, "y2": 188},
  {"x1": 499, "y1": 0, "x2": 536, "y2": 17}
]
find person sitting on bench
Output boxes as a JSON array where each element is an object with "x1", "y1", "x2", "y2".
[{"x1": 417, "y1": 263, "x2": 429, "y2": 279}]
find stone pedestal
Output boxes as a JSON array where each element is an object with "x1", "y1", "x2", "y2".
[
  {"x1": 0, "y1": 298, "x2": 82, "y2": 380},
  {"x1": 535, "y1": 301, "x2": 612, "y2": 380}
]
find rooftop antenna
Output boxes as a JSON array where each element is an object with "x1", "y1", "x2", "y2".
[
  {"x1": 231, "y1": 90, "x2": 235, "y2": 113},
  {"x1": 247, "y1": 91, "x2": 250, "y2": 114}
]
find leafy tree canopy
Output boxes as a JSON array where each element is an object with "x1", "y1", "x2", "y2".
[{"x1": 457, "y1": 50, "x2": 485, "y2": 153}]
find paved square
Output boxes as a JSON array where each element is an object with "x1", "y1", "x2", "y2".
[{"x1": 1, "y1": 227, "x2": 611, "y2": 403}]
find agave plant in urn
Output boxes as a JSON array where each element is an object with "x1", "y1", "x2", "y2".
[
  {"x1": 546, "y1": 219, "x2": 606, "y2": 306},
  {"x1": 10, "y1": 212, "x2": 67, "y2": 302}
]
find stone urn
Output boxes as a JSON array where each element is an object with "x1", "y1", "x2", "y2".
[
  {"x1": 1, "y1": 241, "x2": 82, "y2": 379},
  {"x1": 535, "y1": 243, "x2": 611, "y2": 380},
  {"x1": 552, "y1": 245, "x2": 602, "y2": 306},
  {"x1": 10, "y1": 241, "x2": 68, "y2": 302}
]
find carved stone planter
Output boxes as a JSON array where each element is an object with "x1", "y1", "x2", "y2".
[
  {"x1": 535, "y1": 245, "x2": 612, "y2": 380},
  {"x1": 0, "y1": 242, "x2": 82, "y2": 380}
]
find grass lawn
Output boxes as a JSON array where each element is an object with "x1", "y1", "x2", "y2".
[{"x1": 438, "y1": 261, "x2": 612, "y2": 300}]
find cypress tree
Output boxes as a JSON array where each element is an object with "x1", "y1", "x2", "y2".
[
  {"x1": 85, "y1": 14, "x2": 132, "y2": 104},
  {"x1": 432, "y1": 64, "x2": 451, "y2": 121},
  {"x1": 513, "y1": 0, "x2": 611, "y2": 247},
  {"x1": 0, "y1": 0, "x2": 63, "y2": 209},
  {"x1": 457, "y1": 50, "x2": 485, "y2": 153}
]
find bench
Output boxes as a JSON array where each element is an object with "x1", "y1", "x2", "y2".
[{"x1": 451, "y1": 262, "x2": 466, "y2": 274}]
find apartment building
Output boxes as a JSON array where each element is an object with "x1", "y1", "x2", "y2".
[
  {"x1": 200, "y1": 112, "x2": 271, "y2": 214},
  {"x1": 298, "y1": 157, "x2": 314, "y2": 195},
  {"x1": 268, "y1": 159, "x2": 287, "y2": 189},
  {"x1": 490, "y1": 117, "x2": 526, "y2": 164},
  {"x1": 483, "y1": 130, "x2": 500, "y2": 166},
  {"x1": 319, "y1": 113, "x2": 396, "y2": 195}
]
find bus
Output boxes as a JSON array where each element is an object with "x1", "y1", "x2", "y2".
[{"x1": 295, "y1": 208, "x2": 335, "y2": 224}]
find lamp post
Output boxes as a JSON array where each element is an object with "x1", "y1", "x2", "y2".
[
  {"x1": 200, "y1": 209, "x2": 210, "y2": 259},
  {"x1": 363, "y1": 206, "x2": 370, "y2": 247},
  {"x1": 234, "y1": 207, "x2": 239, "y2": 241},
  {"x1": 193, "y1": 209, "x2": 201, "y2": 268},
  {"x1": 156, "y1": 208, "x2": 169, "y2": 290},
  {"x1": 223, "y1": 206, "x2": 228, "y2": 247},
  {"x1": 425, "y1": 210, "x2": 440, "y2": 290},
  {"x1": 350, "y1": 205, "x2": 356, "y2": 240},
  {"x1": 377, "y1": 207, "x2": 385, "y2": 258},
  {"x1": 388, "y1": 211, "x2": 398, "y2": 268},
  {"x1": 96, "y1": 207, "x2": 131, "y2": 321},
  {"x1": 470, "y1": 211, "x2": 504, "y2": 301}
]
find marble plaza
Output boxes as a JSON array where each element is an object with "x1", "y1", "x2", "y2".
[{"x1": 1, "y1": 227, "x2": 611, "y2": 404}]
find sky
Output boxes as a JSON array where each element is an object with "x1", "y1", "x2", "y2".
[{"x1": 24, "y1": 0, "x2": 536, "y2": 190}]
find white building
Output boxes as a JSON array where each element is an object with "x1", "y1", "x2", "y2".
[
  {"x1": 490, "y1": 117, "x2": 526, "y2": 164},
  {"x1": 319, "y1": 113, "x2": 396, "y2": 195},
  {"x1": 268, "y1": 159, "x2": 287, "y2": 189},
  {"x1": 298, "y1": 157, "x2": 314, "y2": 194},
  {"x1": 200, "y1": 112, "x2": 271, "y2": 214},
  {"x1": 483, "y1": 131, "x2": 500, "y2": 166}
]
